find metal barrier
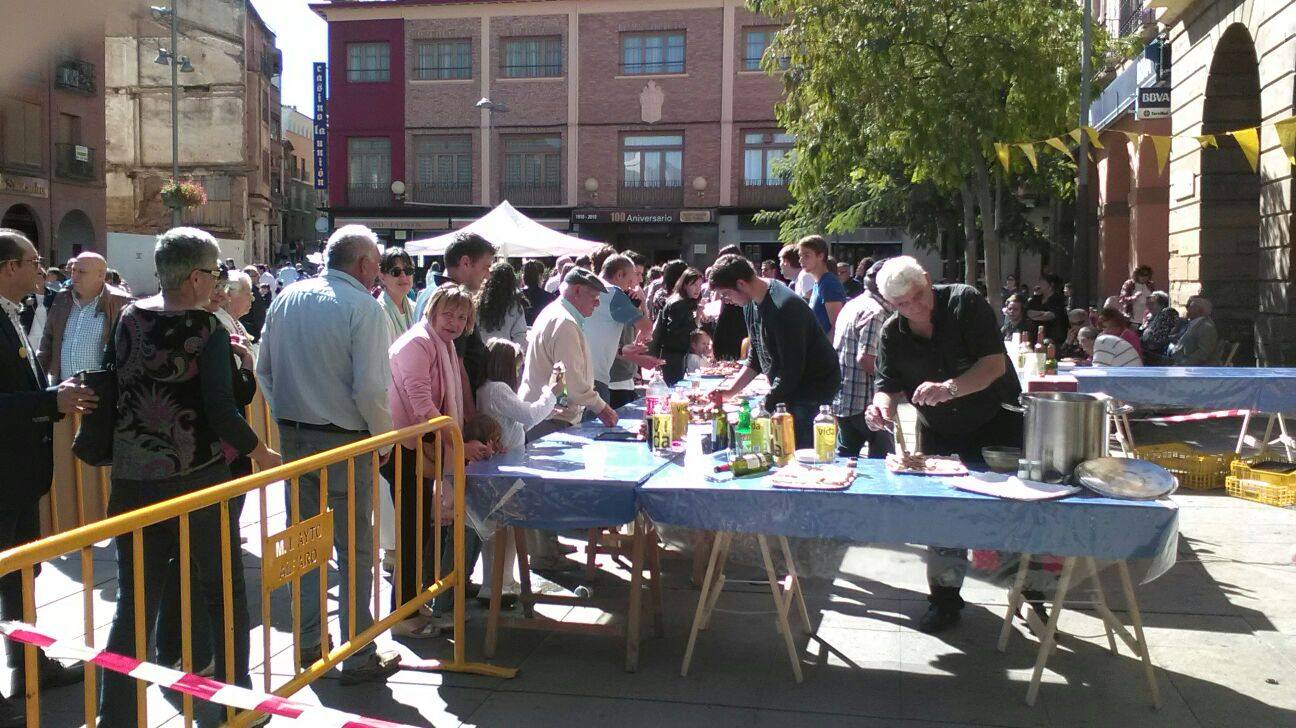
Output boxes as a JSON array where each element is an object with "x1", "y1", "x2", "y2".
[{"x1": 0, "y1": 415, "x2": 514, "y2": 728}]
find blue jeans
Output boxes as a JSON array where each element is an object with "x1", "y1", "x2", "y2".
[{"x1": 279, "y1": 427, "x2": 377, "y2": 668}]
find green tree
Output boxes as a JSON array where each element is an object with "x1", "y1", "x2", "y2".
[{"x1": 752, "y1": 0, "x2": 1098, "y2": 306}]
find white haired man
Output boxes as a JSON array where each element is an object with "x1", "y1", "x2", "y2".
[
  {"x1": 257, "y1": 224, "x2": 400, "y2": 682},
  {"x1": 864, "y1": 256, "x2": 1026, "y2": 633},
  {"x1": 1169, "y1": 295, "x2": 1219, "y2": 365}
]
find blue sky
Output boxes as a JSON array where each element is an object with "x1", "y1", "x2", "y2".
[{"x1": 251, "y1": 0, "x2": 327, "y2": 115}]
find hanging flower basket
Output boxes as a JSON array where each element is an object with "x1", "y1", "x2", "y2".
[{"x1": 161, "y1": 179, "x2": 208, "y2": 209}]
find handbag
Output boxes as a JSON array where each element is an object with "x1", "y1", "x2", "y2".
[{"x1": 71, "y1": 365, "x2": 118, "y2": 467}]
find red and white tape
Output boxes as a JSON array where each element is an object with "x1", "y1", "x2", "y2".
[
  {"x1": 0, "y1": 621, "x2": 416, "y2": 728},
  {"x1": 1136, "y1": 408, "x2": 1250, "y2": 423}
]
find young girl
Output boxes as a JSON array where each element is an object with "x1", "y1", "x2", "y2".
[
  {"x1": 475, "y1": 338, "x2": 564, "y2": 601},
  {"x1": 684, "y1": 329, "x2": 714, "y2": 374}
]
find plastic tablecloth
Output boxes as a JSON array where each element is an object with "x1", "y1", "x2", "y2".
[
  {"x1": 1071, "y1": 366, "x2": 1296, "y2": 413},
  {"x1": 464, "y1": 404, "x2": 675, "y2": 531},
  {"x1": 638, "y1": 455, "x2": 1180, "y2": 581}
]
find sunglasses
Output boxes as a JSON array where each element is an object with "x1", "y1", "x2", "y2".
[{"x1": 385, "y1": 267, "x2": 413, "y2": 277}]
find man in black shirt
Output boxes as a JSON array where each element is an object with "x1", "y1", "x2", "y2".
[
  {"x1": 1026, "y1": 273, "x2": 1068, "y2": 344},
  {"x1": 865, "y1": 256, "x2": 1024, "y2": 633},
  {"x1": 709, "y1": 254, "x2": 840, "y2": 446}
]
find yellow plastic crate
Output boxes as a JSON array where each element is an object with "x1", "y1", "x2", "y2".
[
  {"x1": 1225, "y1": 476, "x2": 1296, "y2": 508},
  {"x1": 1230, "y1": 454, "x2": 1296, "y2": 488},
  {"x1": 1134, "y1": 442, "x2": 1235, "y2": 491}
]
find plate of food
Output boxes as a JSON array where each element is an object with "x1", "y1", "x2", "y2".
[
  {"x1": 697, "y1": 361, "x2": 742, "y2": 378},
  {"x1": 885, "y1": 452, "x2": 968, "y2": 476}
]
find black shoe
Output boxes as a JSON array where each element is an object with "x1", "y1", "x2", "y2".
[
  {"x1": 916, "y1": 603, "x2": 962, "y2": 633},
  {"x1": 1021, "y1": 589, "x2": 1050, "y2": 625},
  {"x1": 10, "y1": 656, "x2": 84, "y2": 696},
  {"x1": 475, "y1": 594, "x2": 519, "y2": 609},
  {"x1": 298, "y1": 637, "x2": 334, "y2": 672},
  {"x1": 338, "y1": 650, "x2": 401, "y2": 686},
  {"x1": 0, "y1": 695, "x2": 22, "y2": 728}
]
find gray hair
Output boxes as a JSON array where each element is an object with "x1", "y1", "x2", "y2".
[
  {"x1": 1078, "y1": 326, "x2": 1098, "y2": 343},
  {"x1": 218, "y1": 270, "x2": 253, "y2": 296},
  {"x1": 876, "y1": 255, "x2": 929, "y2": 301},
  {"x1": 1150, "y1": 290, "x2": 1170, "y2": 309},
  {"x1": 325, "y1": 224, "x2": 380, "y2": 269},
  {"x1": 156, "y1": 227, "x2": 220, "y2": 291}
]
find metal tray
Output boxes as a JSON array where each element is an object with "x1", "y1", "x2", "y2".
[{"x1": 1074, "y1": 457, "x2": 1178, "y2": 500}]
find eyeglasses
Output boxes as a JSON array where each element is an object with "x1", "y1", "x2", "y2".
[
  {"x1": 3, "y1": 256, "x2": 44, "y2": 269},
  {"x1": 386, "y1": 267, "x2": 413, "y2": 277}
]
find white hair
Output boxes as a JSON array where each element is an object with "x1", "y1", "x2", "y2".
[
  {"x1": 876, "y1": 255, "x2": 930, "y2": 301},
  {"x1": 218, "y1": 270, "x2": 253, "y2": 295},
  {"x1": 325, "y1": 224, "x2": 380, "y2": 269},
  {"x1": 156, "y1": 227, "x2": 220, "y2": 291}
]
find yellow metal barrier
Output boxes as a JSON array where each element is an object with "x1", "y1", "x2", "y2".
[{"x1": 0, "y1": 415, "x2": 515, "y2": 728}]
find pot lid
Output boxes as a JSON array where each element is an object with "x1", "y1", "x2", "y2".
[{"x1": 1074, "y1": 457, "x2": 1177, "y2": 500}]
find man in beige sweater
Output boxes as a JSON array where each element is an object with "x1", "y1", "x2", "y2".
[{"x1": 520, "y1": 267, "x2": 619, "y2": 441}]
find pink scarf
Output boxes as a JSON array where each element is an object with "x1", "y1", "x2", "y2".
[{"x1": 426, "y1": 321, "x2": 465, "y2": 426}]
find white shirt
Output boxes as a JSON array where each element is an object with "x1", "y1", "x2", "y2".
[
  {"x1": 1130, "y1": 283, "x2": 1151, "y2": 323},
  {"x1": 259, "y1": 271, "x2": 276, "y2": 290},
  {"x1": 794, "y1": 269, "x2": 815, "y2": 299},
  {"x1": 1091, "y1": 334, "x2": 1142, "y2": 368},
  {"x1": 477, "y1": 381, "x2": 557, "y2": 453}
]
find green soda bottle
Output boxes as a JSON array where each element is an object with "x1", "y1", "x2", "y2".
[{"x1": 735, "y1": 399, "x2": 753, "y2": 454}]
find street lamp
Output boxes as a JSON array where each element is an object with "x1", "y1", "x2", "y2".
[{"x1": 151, "y1": 2, "x2": 195, "y2": 227}]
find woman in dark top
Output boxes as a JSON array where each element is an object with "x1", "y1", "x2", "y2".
[
  {"x1": 100, "y1": 228, "x2": 280, "y2": 728},
  {"x1": 650, "y1": 267, "x2": 703, "y2": 384},
  {"x1": 521, "y1": 259, "x2": 555, "y2": 325}
]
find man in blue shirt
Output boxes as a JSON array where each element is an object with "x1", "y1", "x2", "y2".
[{"x1": 798, "y1": 234, "x2": 847, "y2": 332}]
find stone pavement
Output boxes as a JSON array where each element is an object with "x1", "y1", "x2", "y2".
[{"x1": 7, "y1": 416, "x2": 1296, "y2": 727}]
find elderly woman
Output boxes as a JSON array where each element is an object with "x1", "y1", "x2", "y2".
[
  {"x1": 377, "y1": 247, "x2": 418, "y2": 348},
  {"x1": 383, "y1": 284, "x2": 495, "y2": 637},
  {"x1": 864, "y1": 255, "x2": 1023, "y2": 635},
  {"x1": 1139, "y1": 291, "x2": 1179, "y2": 363},
  {"x1": 1060, "y1": 308, "x2": 1090, "y2": 360},
  {"x1": 100, "y1": 228, "x2": 280, "y2": 727}
]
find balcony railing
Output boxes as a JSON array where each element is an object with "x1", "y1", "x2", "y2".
[
  {"x1": 500, "y1": 182, "x2": 562, "y2": 206},
  {"x1": 1118, "y1": 0, "x2": 1153, "y2": 37},
  {"x1": 618, "y1": 180, "x2": 684, "y2": 208},
  {"x1": 180, "y1": 200, "x2": 235, "y2": 230},
  {"x1": 347, "y1": 183, "x2": 392, "y2": 208},
  {"x1": 54, "y1": 59, "x2": 96, "y2": 94},
  {"x1": 54, "y1": 143, "x2": 95, "y2": 181},
  {"x1": 738, "y1": 180, "x2": 792, "y2": 210},
  {"x1": 411, "y1": 180, "x2": 473, "y2": 205}
]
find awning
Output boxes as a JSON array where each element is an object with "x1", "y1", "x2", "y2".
[{"x1": 405, "y1": 201, "x2": 603, "y2": 258}]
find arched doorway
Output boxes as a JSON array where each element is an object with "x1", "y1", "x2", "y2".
[
  {"x1": 1, "y1": 204, "x2": 41, "y2": 250},
  {"x1": 55, "y1": 209, "x2": 96, "y2": 263},
  {"x1": 1199, "y1": 23, "x2": 1261, "y2": 363}
]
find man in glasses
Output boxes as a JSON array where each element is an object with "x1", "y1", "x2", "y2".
[
  {"x1": 37, "y1": 250, "x2": 133, "y2": 383},
  {"x1": 0, "y1": 229, "x2": 94, "y2": 726}
]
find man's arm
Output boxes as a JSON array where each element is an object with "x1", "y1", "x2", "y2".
[
  {"x1": 352, "y1": 303, "x2": 394, "y2": 435},
  {"x1": 717, "y1": 366, "x2": 759, "y2": 400},
  {"x1": 555, "y1": 323, "x2": 607, "y2": 414}
]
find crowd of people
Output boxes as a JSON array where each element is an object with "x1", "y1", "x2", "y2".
[{"x1": 0, "y1": 220, "x2": 1244, "y2": 723}]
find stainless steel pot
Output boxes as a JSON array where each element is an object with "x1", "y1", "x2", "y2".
[{"x1": 1005, "y1": 392, "x2": 1108, "y2": 483}]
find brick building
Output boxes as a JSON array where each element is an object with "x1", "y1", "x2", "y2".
[{"x1": 311, "y1": 0, "x2": 797, "y2": 264}]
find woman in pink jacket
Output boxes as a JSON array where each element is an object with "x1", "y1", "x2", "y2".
[{"x1": 384, "y1": 283, "x2": 494, "y2": 637}]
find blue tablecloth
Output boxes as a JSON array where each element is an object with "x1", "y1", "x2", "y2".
[
  {"x1": 1071, "y1": 366, "x2": 1296, "y2": 413},
  {"x1": 639, "y1": 455, "x2": 1179, "y2": 580},
  {"x1": 464, "y1": 404, "x2": 676, "y2": 531}
]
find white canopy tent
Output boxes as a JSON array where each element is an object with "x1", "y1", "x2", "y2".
[{"x1": 404, "y1": 201, "x2": 603, "y2": 258}]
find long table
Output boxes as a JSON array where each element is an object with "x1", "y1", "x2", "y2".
[{"x1": 639, "y1": 452, "x2": 1179, "y2": 705}]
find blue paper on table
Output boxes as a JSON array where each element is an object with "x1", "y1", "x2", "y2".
[
  {"x1": 1071, "y1": 366, "x2": 1296, "y2": 413},
  {"x1": 638, "y1": 457, "x2": 1179, "y2": 581}
]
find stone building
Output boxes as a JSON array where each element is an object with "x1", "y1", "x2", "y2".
[
  {"x1": 104, "y1": 0, "x2": 282, "y2": 263},
  {"x1": 281, "y1": 104, "x2": 324, "y2": 261}
]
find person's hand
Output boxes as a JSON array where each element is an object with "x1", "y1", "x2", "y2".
[
  {"x1": 912, "y1": 380, "x2": 956, "y2": 407},
  {"x1": 623, "y1": 351, "x2": 665, "y2": 370},
  {"x1": 250, "y1": 443, "x2": 283, "y2": 471},
  {"x1": 464, "y1": 440, "x2": 494, "y2": 462},
  {"x1": 548, "y1": 366, "x2": 565, "y2": 391},
  {"x1": 597, "y1": 405, "x2": 619, "y2": 427},
  {"x1": 56, "y1": 378, "x2": 97, "y2": 415},
  {"x1": 712, "y1": 387, "x2": 733, "y2": 403},
  {"x1": 229, "y1": 339, "x2": 254, "y2": 370},
  {"x1": 864, "y1": 403, "x2": 894, "y2": 432}
]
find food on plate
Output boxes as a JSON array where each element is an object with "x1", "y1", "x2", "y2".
[
  {"x1": 885, "y1": 452, "x2": 968, "y2": 475},
  {"x1": 698, "y1": 361, "x2": 741, "y2": 377}
]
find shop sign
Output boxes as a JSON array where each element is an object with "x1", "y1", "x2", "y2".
[
  {"x1": 572, "y1": 208, "x2": 714, "y2": 225},
  {"x1": 313, "y1": 62, "x2": 328, "y2": 190},
  {"x1": 74, "y1": 145, "x2": 90, "y2": 162},
  {"x1": 0, "y1": 174, "x2": 49, "y2": 198},
  {"x1": 1136, "y1": 85, "x2": 1170, "y2": 120},
  {"x1": 335, "y1": 217, "x2": 450, "y2": 231}
]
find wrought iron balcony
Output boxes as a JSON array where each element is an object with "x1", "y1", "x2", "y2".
[
  {"x1": 55, "y1": 59, "x2": 96, "y2": 94},
  {"x1": 54, "y1": 143, "x2": 95, "y2": 181},
  {"x1": 618, "y1": 180, "x2": 683, "y2": 208},
  {"x1": 500, "y1": 182, "x2": 562, "y2": 206},
  {"x1": 346, "y1": 183, "x2": 393, "y2": 208},
  {"x1": 738, "y1": 179, "x2": 792, "y2": 210},
  {"x1": 411, "y1": 180, "x2": 473, "y2": 205}
]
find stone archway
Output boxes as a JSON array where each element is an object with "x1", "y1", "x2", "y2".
[
  {"x1": 1199, "y1": 23, "x2": 1261, "y2": 363},
  {"x1": 1, "y1": 204, "x2": 41, "y2": 250},
  {"x1": 55, "y1": 209, "x2": 96, "y2": 263}
]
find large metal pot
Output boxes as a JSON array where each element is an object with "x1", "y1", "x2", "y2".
[{"x1": 1006, "y1": 392, "x2": 1108, "y2": 483}]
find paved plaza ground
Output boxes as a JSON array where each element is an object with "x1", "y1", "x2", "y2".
[{"x1": 8, "y1": 416, "x2": 1296, "y2": 727}]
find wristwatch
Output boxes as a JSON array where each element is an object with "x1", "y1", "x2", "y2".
[{"x1": 945, "y1": 379, "x2": 960, "y2": 398}]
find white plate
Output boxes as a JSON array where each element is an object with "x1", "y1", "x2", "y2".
[{"x1": 794, "y1": 448, "x2": 833, "y2": 464}]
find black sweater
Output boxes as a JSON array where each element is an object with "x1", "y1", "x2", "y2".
[{"x1": 744, "y1": 280, "x2": 840, "y2": 409}]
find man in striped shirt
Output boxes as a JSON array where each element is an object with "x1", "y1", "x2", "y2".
[
  {"x1": 832, "y1": 259, "x2": 895, "y2": 458},
  {"x1": 1080, "y1": 326, "x2": 1143, "y2": 367}
]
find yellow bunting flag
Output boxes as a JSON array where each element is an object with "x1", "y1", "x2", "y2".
[
  {"x1": 1121, "y1": 130, "x2": 1143, "y2": 150},
  {"x1": 1044, "y1": 137, "x2": 1072, "y2": 158},
  {"x1": 1196, "y1": 134, "x2": 1218, "y2": 150},
  {"x1": 1231, "y1": 127, "x2": 1260, "y2": 172},
  {"x1": 1082, "y1": 126, "x2": 1105, "y2": 150},
  {"x1": 1275, "y1": 119, "x2": 1296, "y2": 166},
  {"x1": 1150, "y1": 135, "x2": 1172, "y2": 174},
  {"x1": 993, "y1": 142, "x2": 1012, "y2": 173},
  {"x1": 1017, "y1": 142, "x2": 1038, "y2": 171},
  {"x1": 1067, "y1": 128, "x2": 1096, "y2": 161}
]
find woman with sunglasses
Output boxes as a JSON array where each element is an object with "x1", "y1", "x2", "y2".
[{"x1": 378, "y1": 247, "x2": 418, "y2": 347}]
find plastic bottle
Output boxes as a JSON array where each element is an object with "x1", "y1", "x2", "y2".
[
  {"x1": 670, "y1": 385, "x2": 690, "y2": 440},
  {"x1": 645, "y1": 372, "x2": 670, "y2": 414},
  {"x1": 735, "y1": 399, "x2": 753, "y2": 454},
  {"x1": 770, "y1": 403, "x2": 795, "y2": 466},
  {"x1": 813, "y1": 405, "x2": 837, "y2": 463},
  {"x1": 750, "y1": 399, "x2": 771, "y2": 454}
]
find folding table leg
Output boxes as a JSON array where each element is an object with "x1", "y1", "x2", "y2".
[
  {"x1": 998, "y1": 553, "x2": 1032, "y2": 653},
  {"x1": 1120, "y1": 413, "x2": 1137, "y2": 453},
  {"x1": 513, "y1": 528, "x2": 535, "y2": 619},
  {"x1": 778, "y1": 536, "x2": 812, "y2": 634},
  {"x1": 682, "y1": 530, "x2": 726, "y2": 677},
  {"x1": 625, "y1": 513, "x2": 649, "y2": 673},
  {"x1": 1026, "y1": 556, "x2": 1076, "y2": 706},
  {"x1": 648, "y1": 525, "x2": 665, "y2": 638},
  {"x1": 757, "y1": 534, "x2": 803, "y2": 683},
  {"x1": 1260, "y1": 414, "x2": 1277, "y2": 457},
  {"x1": 484, "y1": 526, "x2": 508, "y2": 658},
  {"x1": 585, "y1": 527, "x2": 600, "y2": 581},
  {"x1": 1235, "y1": 410, "x2": 1254, "y2": 455},
  {"x1": 699, "y1": 533, "x2": 732, "y2": 631},
  {"x1": 1278, "y1": 414, "x2": 1294, "y2": 460},
  {"x1": 1117, "y1": 560, "x2": 1162, "y2": 709},
  {"x1": 1085, "y1": 557, "x2": 1118, "y2": 656}
]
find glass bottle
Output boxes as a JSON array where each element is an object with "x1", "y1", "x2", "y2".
[{"x1": 813, "y1": 405, "x2": 837, "y2": 463}]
